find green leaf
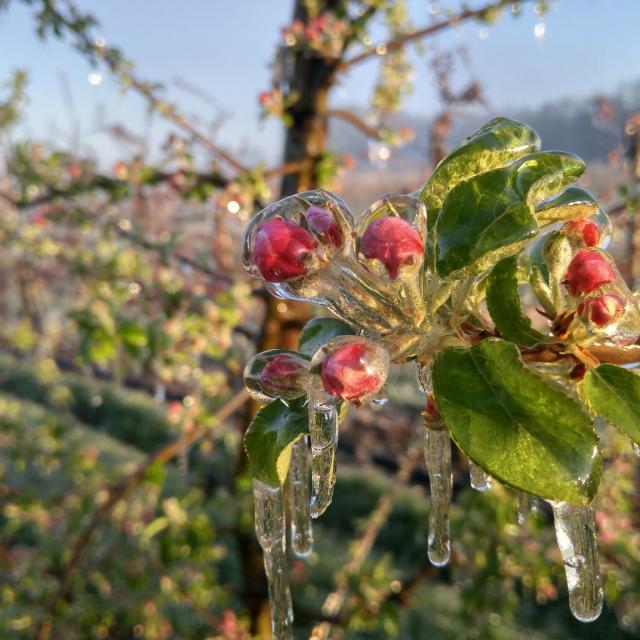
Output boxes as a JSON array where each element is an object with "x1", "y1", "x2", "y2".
[
  {"x1": 581, "y1": 364, "x2": 640, "y2": 444},
  {"x1": 486, "y1": 256, "x2": 547, "y2": 347},
  {"x1": 512, "y1": 151, "x2": 585, "y2": 208},
  {"x1": 432, "y1": 339, "x2": 600, "y2": 504},
  {"x1": 419, "y1": 117, "x2": 540, "y2": 229},
  {"x1": 535, "y1": 186, "x2": 599, "y2": 224},
  {"x1": 434, "y1": 165, "x2": 538, "y2": 277},
  {"x1": 118, "y1": 321, "x2": 148, "y2": 347},
  {"x1": 434, "y1": 151, "x2": 584, "y2": 278},
  {"x1": 298, "y1": 316, "x2": 355, "y2": 357},
  {"x1": 244, "y1": 399, "x2": 308, "y2": 487}
]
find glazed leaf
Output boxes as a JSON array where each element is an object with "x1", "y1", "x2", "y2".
[
  {"x1": 512, "y1": 151, "x2": 585, "y2": 208},
  {"x1": 435, "y1": 165, "x2": 538, "y2": 277},
  {"x1": 535, "y1": 186, "x2": 600, "y2": 224},
  {"x1": 419, "y1": 117, "x2": 540, "y2": 228},
  {"x1": 486, "y1": 256, "x2": 547, "y2": 347},
  {"x1": 434, "y1": 151, "x2": 584, "y2": 277},
  {"x1": 582, "y1": 364, "x2": 640, "y2": 444},
  {"x1": 244, "y1": 399, "x2": 308, "y2": 487},
  {"x1": 432, "y1": 339, "x2": 600, "y2": 504},
  {"x1": 298, "y1": 316, "x2": 355, "y2": 356}
]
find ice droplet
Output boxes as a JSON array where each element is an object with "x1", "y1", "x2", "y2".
[
  {"x1": 517, "y1": 492, "x2": 535, "y2": 525},
  {"x1": 424, "y1": 426, "x2": 452, "y2": 567},
  {"x1": 551, "y1": 502, "x2": 603, "y2": 623},
  {"x1": 469, "y1": 461, "x2": 492, "y2": 491},
  {"x1": 632, "y1": 442, "x2": 640, "y2": 458},
  {"x1": 288, "y1": 437, "x2": 313, "y2": 557},
  {"x1": 253, "y1": 480, "x2": 294, "y2": 640},
  {"x1": 308, "y1": 402, "x2": 338, "y2": 519}
]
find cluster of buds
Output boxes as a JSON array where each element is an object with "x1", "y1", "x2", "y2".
[
  {"x1": 282, "y1": 13, "x2": 349, "y2": 58},
  {"x1": 258, "y1": 87, "x2": 286, "y2": 120},
  {"x1": 242, "y1": 189, "x2": 428, "y2": 341},
  {"x1": 556, "y1": 216, "x2": 639, "y2": 341}
]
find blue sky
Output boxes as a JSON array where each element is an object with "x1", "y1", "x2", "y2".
[{"x1": 1, "y1": 0, "x2": 639, "y2": 166}]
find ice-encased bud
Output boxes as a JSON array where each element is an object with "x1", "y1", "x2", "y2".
[
  {"x1": 305, "y1": 205, "x2": 342, "y2": 247},
  {"x1": 253, "y1": 218, "x2": 317, "y2": 282},
  {"x1": 578, "y1": 294, "x2": 626, "y2": 327},
  {"x1": 361, "y1": 216, "x2": 424, "y2": 279},
  {"x1": 310, "y1": 336, "x2": 389, "y2": 407},
  {"x1": 356, "y1": 195, "x2": 427, "y2": 280},
  {"x1": 563, "y1": 249, "x2": 616, "y2": 296},
  {"x1": 563, "y1": 219, "x2": 600, "y2": 248},
  {"x1": 242, "y1": 189, "x2": 353, "y2": 298},
  {"x1": 244, "y1": 349, "x2": 310, "y2": 404}
]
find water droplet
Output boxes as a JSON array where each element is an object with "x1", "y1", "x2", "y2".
[{"x1": 469, "y1": 462, "x2": 492, "y2": 491}]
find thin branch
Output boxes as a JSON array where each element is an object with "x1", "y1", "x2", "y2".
[
  {"x1": 327, "y1": 108, "x2": 383, "y2": 140},
  {"x1": 339, "y1": 0, "x2": 534, "y2": 70},
  {"x1": 33, "y1": 388, "x2": 249, "y2": 640}
]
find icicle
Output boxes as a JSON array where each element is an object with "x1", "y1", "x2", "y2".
[
  {"x1": 633, "y1": 442, "x2": 640, "y2": 458},
  {"x1": 288, "y1": 436, "x2": 313, "y2": 557},
  {"x1": 308, "y1": 402, "x2": 338, "y2": 519},
  {"x1": 551, "y1": 502, "x2": 603, "y2": 623},
  {"x1": 517, "y1": 492, "x2": 535, "y2": 525},
  {"x1": 469, "y1": 461, "x2": 492, "y2": 491},
  {"x1": 253, "y1": 479, "x2": 294, "y2": 640},
  {"x1": 424, "y1": 426, "x2": 452, "y2": 567}
]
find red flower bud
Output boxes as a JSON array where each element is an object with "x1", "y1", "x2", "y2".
[
  {"x1": 253, "y1": 218, "x2": 317, "y2": 282},
  {"x1": 361, "y1": 216, "x2": 424, "y2": 279},
  {"x1": 563, "y1": 219, "x2": 600, "y2": 247},
  {"x1": 426, "y1": 400, "x2": 439, "y2": 417},
  {"x1": 259, "y1": 354, "x2": 308, "y2": 397},
  {"x1": 320, "y1": 342, "x2": 384, "y2": 405},
  {"x1": 563, "y1": 250, "x2": 616, "y2": 296},
  {"x1": 579, "y1": 294, "x2": 625, "y2": 327},
  {"x1": 258, "y1": 91, "x2": 271, "y2": 106},
  {"x1": 305, "y1": 206, "x2": 342, "y2": 246}
]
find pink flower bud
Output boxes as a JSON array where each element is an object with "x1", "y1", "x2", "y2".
[
  {"x1": 579, "y1": 294, "x2": 625, "y2": 326},
  {"x1": 259, "y1": 354, "x2": 308, "y2": 398},
  {"x1": 253, "y1": 218, "x2": 317, "y2": 282},
  {"x1": 320, "y1": 342, "x2": 385, "y2": 405},
  {"x1": 563, "y1": 250, "x2": 616, "y2": 296},
  {"x1": 360, "y1": 216, "x2": 424, "y2": 279},
  {"x1": 305, "y1": 205, "x2": 342, "y2": 246},
  {"x1": 563, "y1": 219, "x2": 600, "y2": 247}
]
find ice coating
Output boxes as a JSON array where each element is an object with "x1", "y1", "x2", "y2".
[
  {"x1": 469, "y1": 461, "x2": 493, "y2": 492},
  {"x1": 551, "y1": 502, "x2": 603, "y2": 623},
  {"x1": 424, "y1": 425, "x2": 452, "y2": 567},
  {"x1": 243, "y1": 349, "x2": 310, "y2": 404},
  {"x1": 288, "y1": 437, "x2": 314, "y2": 557},
  {"x1": 253, "y1": 480, "x2": 294, "y2": 639}
]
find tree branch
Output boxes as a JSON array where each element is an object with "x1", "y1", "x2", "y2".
[
  {"x1": 33, "y1": 388, "x2": 249, "y2": 640},
  {"x1": 327, "y1": 108, "x2": 383, "y2": 140},
  {"x1": 339, "y1": 0, "x2": 534, "y2": 71}
]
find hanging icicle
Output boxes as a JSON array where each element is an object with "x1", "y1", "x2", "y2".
[
  {"x1": 551, "y1": 501, "x2": 604, "y2": 623},
  {"x1": 308, "y1": 401, "x2": 339, "y2": 519},
  {"x1": 516, "y1": 492, "x2": 538, "y2": 525},
  {"x1": 469, "y1": 461, "x2": 492, "y2": 491},
  {"x1": 288, "y1": 436, "x2": 313, "y2": 557},
  {"x1": 253, "y1": 479, "x2": 294, "y2": 640},
  {"x1": 424, "y1": 425, "x2": 452, "y2": 567}
]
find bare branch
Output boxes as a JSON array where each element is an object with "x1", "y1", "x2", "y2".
[
  {"x1": 339, "y1": 0, "x2": 534, "y2": 71},
  {"x1": 327, "y1": 108, "x2": 383, "y2": 140}
]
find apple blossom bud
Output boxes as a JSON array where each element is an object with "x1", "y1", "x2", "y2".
[
  {"x1": 253, "y1": 218, "x2": 317, "y2": 282},
  {"x1": 244, "y1": 350, "x2": 310, "y2": 403},
  {"x1": 360, "y1": 216, "x2": 424, "y2": 279},
  {"x1": 563, "y1": 219, "x2": 600, "y2": 247},
  {"x1": 320, "y1": 342, "x2": 386, "y2": 405},
  {"x1": 579, "y1": 294, "x2": 626, "y2": 327},
  {"x1": 563, "y1": 250, "x2": 616, "y2": 296},
  {"x1": 259, "y1": 354, "x2": 308, "y2": 397},
  {"x1": 305, "y1": 205, "x2": 342, "y2": 246}
]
